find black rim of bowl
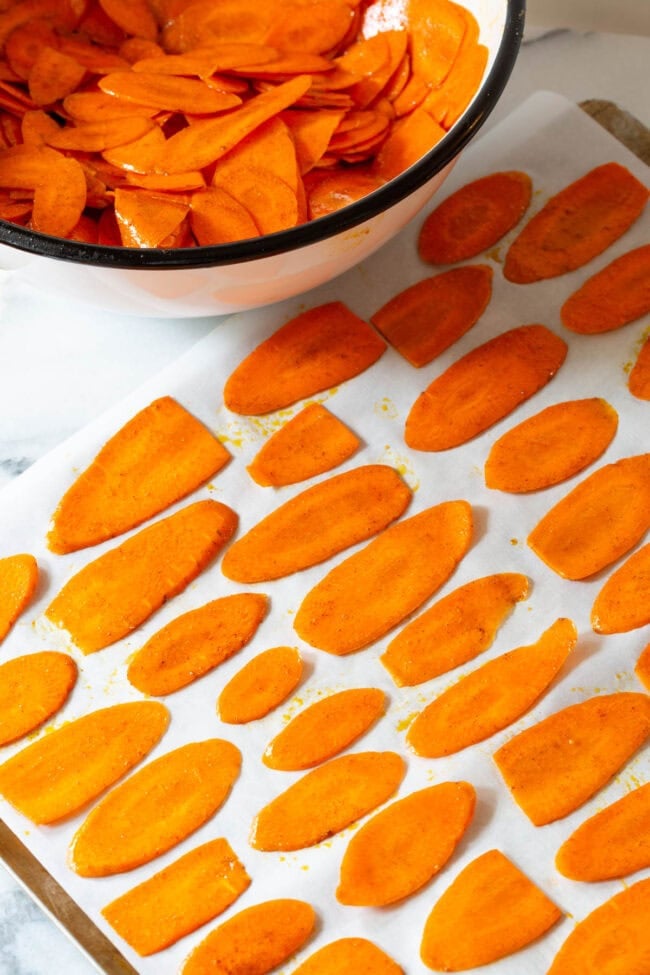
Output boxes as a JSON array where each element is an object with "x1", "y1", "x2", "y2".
[{"x1": 0, "y1": 0, "x2": 526, "y2": 270}]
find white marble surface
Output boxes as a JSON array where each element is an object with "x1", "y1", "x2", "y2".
[{"x1": 0, "y1": 24, "x2": 648, "y2": 975}]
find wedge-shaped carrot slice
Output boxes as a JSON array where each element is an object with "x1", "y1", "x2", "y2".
[
  {"x1": 224, "y1": 301, "x2": 386, "y2": 416},
  {"x1": 218, "y1": 646, "x2": 303, "y2": 724},
  {"x1": 504, "y1": 162, "x2": 649, "y2": 284},
  {"x1": 421, "y1": 850, "x2": 562, "y2": 971},
  {"x1": 295, "y1": 501, "x2": 472, "y2": 654},
  {"x1": 561, "y1": 243, "x2": 650, "y2": 334},
  {"x1": 381, "y1": 572, "x2": 529, "y2": 686},
  {"x1": 527, "y1": 454, "x2": 650, "y2": 580},
  {"x1": 629, "y1": 336, "x2": 650, "y2": 401},
  {"x1": 405, "y1": 325, "x2": 567, "y2": 452},
  {"x1": 0, "y1": 553, "x2": 38, "y2": 643},
  {"x1": 114, "y1": 187, "x2": 189, "y2": 248},
  {"x1": 591, "y1": 542, "x2": 650, "y2": 634},
  {"x1": 45, "y1": 499, "x2": 237, "y2": 654},
  {"x1": 222, "y1": 465, "x2": 410, "y2": 583},
  {"x1": 70, "y1": 738, "x2": 241, "y2": 877},
  {"x1": 485, "y1": 397, "x2": 618, "y2": 493},
  {"x1": 0, "y1": 701, "x2": 168, "y2": 825},
  {"x1": 493, "y1": 692, "x2": 650, "y2": 826},
  {"x1": 263, "y1": 688, "x2": 385, "y2": 770},
  {"x1": 247, "y1": 403, "x2": 360, "y2": 487},
  {"x1": 102, "y1": 837, "x2": 251, "y2": 956},
  {"x1": 407, "y1": 618, "x2": 576, "y2": 758},
  {"x1": 127, "y1": 593, "x2": 268, "y2": 696},
  {"x1": 181, "y1": 899, "x2": 316, "y2": 975},
  {"x1": 547, "y1": 878, "x2": 650, "y2": 975},
  {"x1": 337, "y1": 781, "x2": 475, "y2": 907},
  {"x1": 251, "y1": 751, "x2": 405, "y2": 851},
  {"x1": 293, "y1": 937, "x2": 404, "y2": 974},
  {"x1": 48, "y1": 396, "x2": 230, "y2": 554},
  {"x1": 371, "y1": 265, "x2": 492, "y2": 367},
  {"x1": 0, "y1": 652, "x2": 77, "y2": 747},
  {"x1": 418, "y1": 170, "x2": 532, "y2": 265}
]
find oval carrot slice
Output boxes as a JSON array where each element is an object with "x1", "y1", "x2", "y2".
[
  {"x1": 45, "y1": 499, "x2": 237, "y2": 654},
  {"x1": 294, "y1": 501, "x2": 473, "y2": 655},
  {"x1": 527, "y1": 453, "x2": 650, "y2": 580},
  {"x1": 635, "y1": 642, "x2": 650, "y2": 691},
  {"x1": 420, "y1": 850, "x2": 562, "y2": 971},
  {"x1": 561, "y1": 243, "x2": 650, "y2": 334},
  {"x1": 102, "y1": 837, "x2": 251, "y2": 956},
  {"x1": 98, "y1": 71, "x2": 242, "y2": 113},
  {"x1": 293, "y1": 937, "x2": 404, "y2": 975},
  {"x1": 127, "y1": 593, "x2": 268, "y2": 696},
  {"x1": 0, "y1": 652, "x2": 77, "y2": 747},
  {"x1": 223, "y1": 301, "x2": 386, "y2": 416},
  {"x1": 629, "y1": 335, "x2": 650, "y2": 401},
  {"x1": 407, "y1": 618, "x2": 576, "y2": 758},
  {"x1": 250, "y1": 751, "x2": 405, "y2": 851},
  {"x1": 405, "y1": 325, "x2": 567, "y2": 451},
  {"x1": 337, "y1": 782, "x2": 475, "y2": 907},
  {"x1": 218, "y1": 646, "x2": 303, "y2": 724},
  {"x1": 504, "y1": 162, "x2": 649, "y2": 284},
  {"x1": 590, "y1": 542, "x2": 650, "y2": 634},
  {"x1": 0, "y1": 701, "x2": 169, "y2": 825},
  {"x1": 70, "y1": 738, "x2": 241, "y2": 876},
  {"x1": 485, "y1": 397, "x2": 618, "y2": 493},
  {"x1": 493, "y1": 692, "x2": 650, "y2": 826},
  {"x1": 0, "y1": 553, "x2": 38, "y2": 644},
  {"x1": 222, "y1": 464, "x2": 410, "y2": 583},
  {"x1": 381, "y1": 572, "x2": 529, "y2": 686}
]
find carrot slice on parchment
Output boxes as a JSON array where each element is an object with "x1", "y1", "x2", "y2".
[
  {"x1": 45, "y1": 499, "x2": 238, "y2": 653},
  {"x1": 628, "y1": 335, "x2": 650, "y2": 401},
  {"x1": 70, "y1": 738, "x2": 241, "y2": 876},
  {"x1": 590, "y1": 542, "x2": 650, "y2": 634},
  {"x1": 493, "y1": 692, "x2": 650, "y2": 826},
  {"x1": 0, "y1": 652, "x2": 77, "y2": 747},
  {"x1": 561, "y1": 243, "x2": 650, "y2": 334},
  {"x1": 218, "y1": 645, "x2": 303, "y2": 725},
  {"x1": 337, "y1": 781, "x2": 475, "y2": 907},
  {"x1": 0, "y1": 701, "x2": 169, "y2": 825},
  {"x1": 0, "y1": 552, "x2": 38, "y2": 644},
  {"x1": 293, "y1": 937, "x2": 404, "y2": 975},
  {"x1": 420, "y1": 850, "x2": 562, "y2": 971}
]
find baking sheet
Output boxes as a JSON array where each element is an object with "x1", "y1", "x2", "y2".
[{"x1": 1, "y1": 90, "x2": 650, "y2": 975}]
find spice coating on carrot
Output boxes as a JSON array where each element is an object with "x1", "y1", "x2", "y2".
[
  {"x1": 218, "y1": 645, "x2": 303, "y2": 724},
  {"x1": 0, "y1": 553, "x2": 38, "y2": 644},
  {"x1": 591, "y1": 541, "x2": 650, "y2": 634},
  {"x1": 0, "y1": 652, "x2": 77, "y2": 747},
  {"x1": 561, "y1": 243, "x2": 650, "y2": 334},
  {"x1": 293, "y1": 937, "x2": 404, "y2": 974}
]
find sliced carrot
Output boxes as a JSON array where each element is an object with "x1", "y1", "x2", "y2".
[
  {"x1": 493, "y1": 692, "x2": 650, "y2": 826},
  {"x1": 405, "y1": 324, "x2": 568, "y2": 452},
  {"x1": 423, "y1": 6, "x2": 486, "y2": 129},
  {"x1": 372, "y1": 106, "x2": 445, "y2": 182},
  {"x1": 337, "y1": 781, "x2": 475, "y2": 907},
  {"x1": 70, "y1": 738, "x2": 241, "y2": 876},
  {"x1": 181, "y1": 899, "x2": 316, "y2": 975},
  {"x1": 45, "y1": 116, "x2": 156, "y2": 152},
  {"x1": 98, "y1": 0, "x2": 159, "y2": 41},
  {"x1": 4, "y1": 19, "x2": 59, "y2": 80},
  {"x1": 99, "y1": 70, "x2": 241, "y2": 113},
  {"x1": 504, "y1": 162, "x2": 649, "y2": 284},
  {"x1": 32, "y1": 152, "x2": 87, "y2": 237},
  {"x1": 407, "y1": 618, "x2": 576, "y2": 758},
  {"x1": 421, "y1": 849, "x2": 562, "y2": 971},
  {"x1": 223, "y1": 301, "x2": 386, "y2": 415},
  {"x1": 212, "y1": 116, "x2": 300, "y2": 193},
  {"x1": 408, "y1": 0, "x2": 466, "y2": 88},
  {"x1": 127, "y1": 593, "x2": 268, "y2": 696},
  {"x1": 307, "y1": 167, "x2": 384, "y2": 218},
  {"x1": 294, "y1": 500, "x2": 473, "y2": 655},
  {"x1": 561, "y1": 243, "x2": 650, "y2": 334},
  {"x1": 293, "y1": 938, "x2": 404, "y2": 974},
  {"x1": 0, "y1": 701, "x2": 169, "y2": 825},
  {"x1": 131, "y1": 43, "x2": 278, "y2": 76},
  {"x1": 371, "y1": 265, "x2": 492, "y2": 367},
  {"x1": 102, "y1": 837, "x2": 251, "y2": 956},
  {"x1": 119, "y1": 37, "x2": 165, "y2": 64},
  {"x1": 527, "y1": 453, "x2": 650, "y2": 580},
  {"x1": 189, "y1": 184, "x2": 260, "y2": 243},
  {"x1": 266, "y1": 0, "x2": 354, "y2": 56},
  {"x1": 125, "y1": 169, "x2": 205, "y2": 190},
  {"x1": 0, "y1": 652, "x2": 77, "y2": 747},
  {"x1": 591, "y1": 542, "x2": 650, "y2": 634},
  {"x1": 635, "y1": 642, "x2": 650, "y2": 690},
  {"x1": 628, "y1": 335, "x2": 650, "y2": 401},
  {"x1": 63, "y1": 90, "x2": 159, "y2": 121},
  {"x1": 27, "y1": 47, "x2": 86, "y2": 106},
  {"x1": 0, "y1": 552, "x2": 38, "y2": 643},
  {"x1": 485, "y1": 397, "x2": 618, "y2": 493},
  {"x1": 213, "y1": 165, "x2": 299, "y2": 235},
  {"x1": 45, "y1": 499, "x2": 238, "y2": 654},
  {"x1": 114, "y1": 186, "x2": 189, "y2": 246},
  {"x1": 251, "y1": 751, "x2": 405, "y2": 851},
  {"x1": 282, "y1": 108, "x2": 345, "y2": 173},
  {"x1": 218, "y1": 646, "x2": 303, "y2": 724}
]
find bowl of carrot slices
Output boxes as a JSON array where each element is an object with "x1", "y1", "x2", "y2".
[{"x1": 0, "y1": 0, "x2": 524, "y2": 316}]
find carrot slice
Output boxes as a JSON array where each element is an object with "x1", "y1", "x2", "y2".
[
  {"x1": 251, "y1": 751, "x2": 405, "y2": 851},
  {"x1": 407, "y1": 618, "x2": 576, "y2": 757},
  {"x1": 0, "y1": 701, "x2": 169, "y2": 825},
  {"x1": 493, "y1": 692, "x2": 650, "y2": 826},
  {"x1": 99, "y1": 71, "x2": 241, "y2": 113},
  {"x1": 127, "y1": 593, "x2": 268, "y2": 696},
  {"x1": 213, "y1": 165, "x2": 299, "y2": 235},
  {"x1": 45, "y1": 117, "x2": 156, "y2": 152},
  {"x1": 224, "y1": 301, "x2": 386, "y2": 415},
  {"x1": 306, "y1": 168, "x2": 384, "y2": 218},
  {"x1": 408, "y1": 0, "x2": 466, "y2": 88},
  {"x1": 265, "y1": 0, "x2": 355, "y2": 56},
  {"x1": 405, "y1": 324, "x2": 568, "y2": 452},
  {"x1": 98, "y1": 0, "x2": 159, "y2": 41},
  {"x1": 70, "y1": 738, "x2": 241, "y2": 876},
  {"x1": 294, "y1": 500, "x2": 473, "y2": 655},
  {"x1": 561, "y1": 243, "x2": 650, "y2": 334},
  {"x1": 591, "y1": 542, "x2": 650, "y2": 634},
  {"x1": 371, "y1": 265, "x2": 492, "y2": 367},
  {"x1": 114, "y1": 186, "x2": 189, "y2": 247},
  {"x1": 33, "y1": 152, "x2": 87, "y2": 237},
  {"x1": 421, "y1": 849, "x2": 562, "y2": 971},
  {"x1": 0, "y1": 553, "x2": 38, "y2": 643},
  {"x1": 293, "y1": 938, "x2": 404, "y2": 974},
  {"x1": 190, "y1": 185, "x2": 260, "y2": 244},
  {"x1": 45, "y1": 499, "x2": 238, "y2": 653},
  {"x1": 337, "y1": 781, "x2": 475, "y2": 907},
  {"x1": 181, "y1": 899, "x2": 316, "y2": 975},
  {"x1": 218, "y1": 646, "x2": 303, "y2": 724},
  {"x1": 372, "y1": 106, "x2": 445, "y2": 182},
  {"x1": 63, "y1": 90, "x2": 158, "y2": 121},
  {"x1": 102, "y1": 837, "x2": 251, "y2": 956},
  {"x1": 424, "y1": 10, "x2": 487, "y2": 128},
  {"x1": 635, "y1": 642, "x2": 650, "y2": 691},
  {"x1": 131, "y1": 44, "x2": 278, "y2": 76},
  {"x1": 48, "y1": 396, "x2": 230, "y2": 554},
  {"x1": 282, "y1": 107, "x2": 346, "y2": 173},
  {"x1": 27, "y1": 47, "x2": 85, "y2": 106},
  {"x1": 504, "y1": 162, "x2": 649, "y2": 284},
  {"x1": 0, "y1": 652, "x2": 77, "y2": 747},
  {"x1": 628, "y1": 335, "x2": 650, "y2": 401},
  {"x1": 381, "y1": 573, "x2": 529, "y2": 686},
  {"x1": 418, "y1": 170, "x2": 532, "y2": 265},
  {"x1": 527, "y1": 453, "x2": 650, "y2": 580}
]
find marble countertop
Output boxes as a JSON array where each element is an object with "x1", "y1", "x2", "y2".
[{"x1": 0, "y1": 23, "x2": 648, "y2": 975}]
